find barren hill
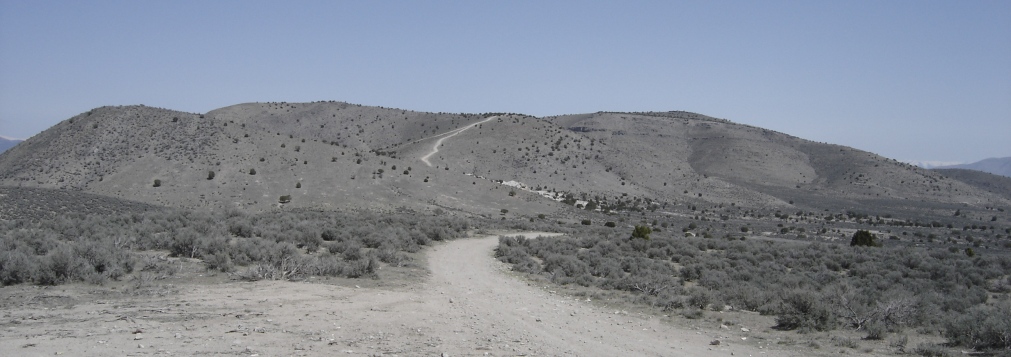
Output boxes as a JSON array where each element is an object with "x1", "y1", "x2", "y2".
[{"x1": 0, "y1": 103, "x2": 1007, "y2": 220}]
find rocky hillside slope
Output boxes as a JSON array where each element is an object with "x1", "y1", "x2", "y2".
[{"x1": 0, "y1": 102, "x2": 1006, "y2": 220}]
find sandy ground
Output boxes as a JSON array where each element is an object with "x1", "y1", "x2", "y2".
[{"x1": 1, "y1": 233, "x2": 824, "y2": 356}]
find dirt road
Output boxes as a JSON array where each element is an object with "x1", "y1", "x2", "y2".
[
  {"x1": 419, "y1": 232, "x2": 732, "y2": 356},
  {"x1": 420, "y1": 116, "x2": 497, "y2": 167},
  {"x1": 1, "y1": 233, "x2": 788, "y2": 356}
]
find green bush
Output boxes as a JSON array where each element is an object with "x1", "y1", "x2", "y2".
[
  {"x1": 631, "y1": 225, "x2": 651, "y2": 240},
  {"x1": 850, "y1": 230, "x2": 880, "y2": 247}
]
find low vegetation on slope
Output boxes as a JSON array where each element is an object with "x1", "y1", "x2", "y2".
[
  {"x1": 0, "y1": 186, "x2": 164, "y2": 221},
  {"x1": 497, "y1": 229, "x2": 1011, "y2": 352},
  {"x1": 0, "y1": 209, "x2": 472, "y2": 285}
]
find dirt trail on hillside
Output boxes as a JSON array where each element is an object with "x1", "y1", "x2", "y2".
[
  {"x1": 420, "y1": 116, "x2": 497, "y2": 167},
  {"x1": 1, "y1": 233, "x2": 791, "y2": 356}
]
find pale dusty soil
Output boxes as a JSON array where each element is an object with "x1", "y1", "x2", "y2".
[{"x1": 1, "y1": 233, "x2": 862, "y2": 356}]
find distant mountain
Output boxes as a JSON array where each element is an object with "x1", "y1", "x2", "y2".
[
  {"x1": 0, "y1": 137, "x2": 22, "y2": 153},
  {"x1": 0, "y1": 102, "x2": 1007, "y2": 219},
  {"x1": 934, "y1": 157, "x2": 1011, "y2": 178}
]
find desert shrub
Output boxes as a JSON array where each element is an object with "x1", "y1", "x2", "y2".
[
  {"x1": 775, "y1": 290, "x2": 837, "y2": 332},
  {"x1": 320, "y1": 229, "x2": 338, "y2": 242},
  {"x1": 228, "y1": 219, "x2": 254, "y2": 238},
  {"x1": 496, "y1": 228, "x2": 1008, "y2": 337},
  {"x1": 0, "y1": 239, "x2": 40, "y2": 285},
  {"x1": 1, "y1": 208, "x2": 476, "y2": 286},
  {"x1": 373, "y1": 248, "x2": 408, "y2": 267},
  {"x1": 912, "y1": 343, "x2": 950, "y2": 357},
  {"x1": 204, "y1": 252, "x2": 233, "y2": 272},
  {"x1": 341, "y1": 258, "x2": 378, "y2": 278},
  {"x1": 168, "y1": 227, "x2": 200, "y2": 258},
  {"x1": 682, "y1": 308, "x2": 704, "y2": 319},
  {"x1": 36, "y1": 244, "x2": 88, "y2": 285},
  {"x1": 943, "y1": 301, "x2": 1011, "y2": 351},
  {"x1": 686, "y1": 287, "x2": 712, "y2": 309},
  {"x1": 864, "y1": 322, "x2": 888, "y2": 340}
]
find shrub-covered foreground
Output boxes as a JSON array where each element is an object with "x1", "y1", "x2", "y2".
[
  {"x1": 496, "y1": 230, "x2": 1011, "y2": 351},
  {"x1": 1, "y1": 209, "x2": 472, "y2": 285}
]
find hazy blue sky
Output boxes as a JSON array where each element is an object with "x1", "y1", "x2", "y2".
[{"x1": 1, "y1": 1, "x2": 1008, "y2": 164}]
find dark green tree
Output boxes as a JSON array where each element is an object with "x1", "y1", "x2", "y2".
[
  {"x1": 850, "y1": 230, "x2": 880, "y2": 247},
  {"x1": 631, "y1": 225, "x2": 652, "y2": 240}
]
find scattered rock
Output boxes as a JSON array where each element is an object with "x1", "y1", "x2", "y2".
[{"x1": 710, "y1": 339, "x2": 720, "y2": 345}]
